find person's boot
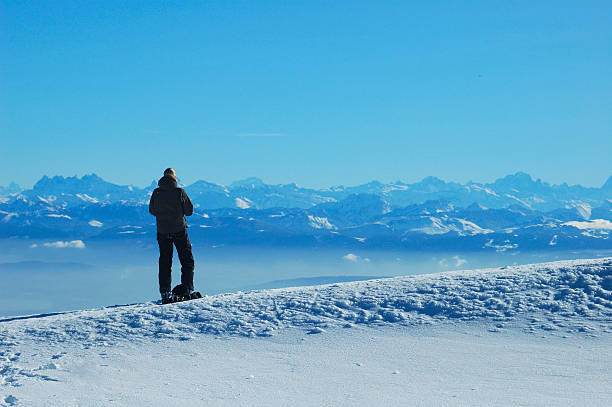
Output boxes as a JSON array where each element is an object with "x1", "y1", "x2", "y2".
[
  {"x1": 172, "y1": 284, "x2": 202, "y2": 301},
  {"x1": 188, "y1": 290, "x2": 203, "y2": 299},
  {"x1": 161, "y1": 291, "x2": 173, "y2": 304}
]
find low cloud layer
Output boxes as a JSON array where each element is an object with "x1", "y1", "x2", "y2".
[
  {"x1": 342, "y1": 253, "x2": 370, "y2": 263},
  {"x1": 564, "y1": 219, "x2": 612, "y2": 230},
  {"x1": 30, "y1": 240, "x2": 86, "y2": 249},
  {"x1": 438, "y1": 255, "x2": 468, "y2": 268}
]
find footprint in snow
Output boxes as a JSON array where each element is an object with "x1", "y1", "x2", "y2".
[
  {"x1": 51, "y1": 352, "x2": 66, "y2": 360},
  {"x1": 4, "y1": 395, "x2": 18, "y2": 406},
  {"x1": 35, "y1": 362, "x2": 59, "y2": 371}
]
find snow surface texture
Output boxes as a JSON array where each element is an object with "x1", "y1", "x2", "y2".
[
  {"x1": 2, "y1": 258, "x2": 610, "y2": 345},
  {"x1": 1, "y1": 258, "x2": 611, "y2": 405}
]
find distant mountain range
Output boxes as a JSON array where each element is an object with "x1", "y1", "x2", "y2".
[{"x1": 1, "y1": 173, "x2": 611, "y2": 251}]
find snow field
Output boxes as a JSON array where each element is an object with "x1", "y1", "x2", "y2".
[
  {"x1": 2, "y1": 258, "x2": 610, "y2": 347},
  {"x1": 1, "y1": 257, "x2": 611, "y2": 405},
  {"x1": 1, "y1": 325, "x2": 611, "y2": 406}
]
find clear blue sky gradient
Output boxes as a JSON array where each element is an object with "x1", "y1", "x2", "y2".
[{"x1": 1, "y1": 1, "x2": 610, "y2": 188}]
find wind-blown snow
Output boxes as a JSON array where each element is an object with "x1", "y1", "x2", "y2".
[
  {"x1": 1, "y1": 258, "x2": 611, "y2": 406},
  {"x1": 1, "y1": 258, "x2": 610, "y2": 346}
]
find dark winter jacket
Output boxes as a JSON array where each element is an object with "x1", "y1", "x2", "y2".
[{"x1": 149, "y1": 175, "x2": 194, "y2": 234}]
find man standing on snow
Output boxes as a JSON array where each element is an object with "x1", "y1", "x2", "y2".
[{"x1": 149, "y1": 168, "x2": 197, "y2": 304}]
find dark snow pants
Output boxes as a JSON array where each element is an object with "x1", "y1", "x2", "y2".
[{"x1": 157, "y1": 229, "x2": 195, "y2": 293}]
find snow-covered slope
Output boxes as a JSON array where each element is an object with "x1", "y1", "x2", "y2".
[
  {"x1": 1, "y1": 258, "x2": 611, "y2": 406},
  {"x1": 2, "y1": 258, "x2": 610, "y2": 344}
]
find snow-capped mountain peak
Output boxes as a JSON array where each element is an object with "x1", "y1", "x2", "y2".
[{"x1": 229, "y1": 177, "x2": 266, "y2": 189}]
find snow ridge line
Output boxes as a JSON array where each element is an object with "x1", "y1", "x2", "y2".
[{"x1": 1, "y1": 258, "x2": 611, "y2": 347}]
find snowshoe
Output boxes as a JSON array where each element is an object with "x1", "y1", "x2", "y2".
[
  {"x1": 157, "y1": 284, "x2": 202, "y2": 304},
  {"x1": 161, "y1": 291, "x2": 174, "y2": 305},
  {"x1": 172, "y1": 284, "x2": 190, "y2": 297},
  {"x1": 189, "y1": 291, "x2": 203, "y2": 300}
]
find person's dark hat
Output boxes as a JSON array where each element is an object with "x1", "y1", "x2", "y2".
[{"x1": 164, "y1": 168, "x2": 177, "y2": 180}]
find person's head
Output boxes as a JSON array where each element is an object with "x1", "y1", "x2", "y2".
[{"x1": 164, "y1": 168, "x2": 177, "y2": 180}]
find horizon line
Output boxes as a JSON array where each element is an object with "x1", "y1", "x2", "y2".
[{"x1": 4, "y1": 171, "x2": 611, "y2": 191}]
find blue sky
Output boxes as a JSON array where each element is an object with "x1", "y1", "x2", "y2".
[{"x1": 1, "y1": 1, "x2": 610, "y2": 188}]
